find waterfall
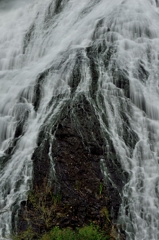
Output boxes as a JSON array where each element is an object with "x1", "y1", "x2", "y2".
[{"x1": 0, "y1": 0, "x2": 159, "y2": 239}]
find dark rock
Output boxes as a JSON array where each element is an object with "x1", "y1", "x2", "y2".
[{"x1": 16, "y1": 94, "x2": 125, "y2": 238}]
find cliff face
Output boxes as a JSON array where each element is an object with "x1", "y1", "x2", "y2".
[{"x1": 16, "y1": 94, "x2": 126, "y2": 238}]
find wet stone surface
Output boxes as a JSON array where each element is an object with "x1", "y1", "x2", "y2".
[{"x1": 16, "y1": 95, "x2": 125, "y2": 239}]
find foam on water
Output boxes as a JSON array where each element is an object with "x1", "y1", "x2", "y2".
[{"x1": 0, "y1": 0, "x2": 159, "y2": 239}]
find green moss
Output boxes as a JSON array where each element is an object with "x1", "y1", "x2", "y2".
[
  {"x1": 13, "y1": 224, "x2": 112, "y2": 240},
  {"x1": 12, "y1": 224, "x2": 111, "y2": 240},
  {"x1": 77, "y1": 224, "x2": 110, "y2": 240},
  {"x1": 40, "y1": 224, "x2": 110, "y2": 240},
  {"x1": 41, "y1": 227, "x2": 76, "y2": 240}
]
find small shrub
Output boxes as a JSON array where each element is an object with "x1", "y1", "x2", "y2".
[
  {"x1": 77, "y1": 224, "x2": 109, "y2": 240},
  {"x1": 41, "y1": 227, "x2": 76, "y2": 240}
]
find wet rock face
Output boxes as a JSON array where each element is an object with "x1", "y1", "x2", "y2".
[
  {"x1": 51, "y1": 97, "x2": 107, "y2": 228},
  {"x1": 17, "y1": 95, "x2": 124, "y2": 236},
  {"x1": 52, "y1": 123, "x2": 107, "y2": 228}
]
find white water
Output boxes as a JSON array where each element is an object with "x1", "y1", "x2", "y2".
[{"x1": 0, "y1": 0, "x2": 159, "y2": 239}]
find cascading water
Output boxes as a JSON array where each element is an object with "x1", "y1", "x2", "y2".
[{"x1": 0, "y1": 0, "x2": 159, "y2": 239}]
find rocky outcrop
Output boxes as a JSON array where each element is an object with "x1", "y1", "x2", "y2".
[{"x1": 16, "y1": 95, "x2": 125, "y2": 239}]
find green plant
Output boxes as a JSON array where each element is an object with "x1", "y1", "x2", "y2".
[
  {"x1": 41, "y1": 227, "x2": 76, "y2": 240},
  {"x1": 99, "y1": 182, "x2": 103, "y2": 195},
  {"x1": 77, "y1": 224, "x2": 109, "y2": 240},
  {"x1": 40, "y1": 224, "x2": 110, "y2": 240}
]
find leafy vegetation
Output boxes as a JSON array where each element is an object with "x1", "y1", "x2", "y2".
[
  {"x1": 41, "y1": 224, "x2": 110, "y2": 240},
  {"x1": 12, "y1": 224, "x2": 113, "y2": 240}
]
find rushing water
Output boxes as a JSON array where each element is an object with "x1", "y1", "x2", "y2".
[{"x1": 0, "y1": 0, "x2": 159, "y2": 239}]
